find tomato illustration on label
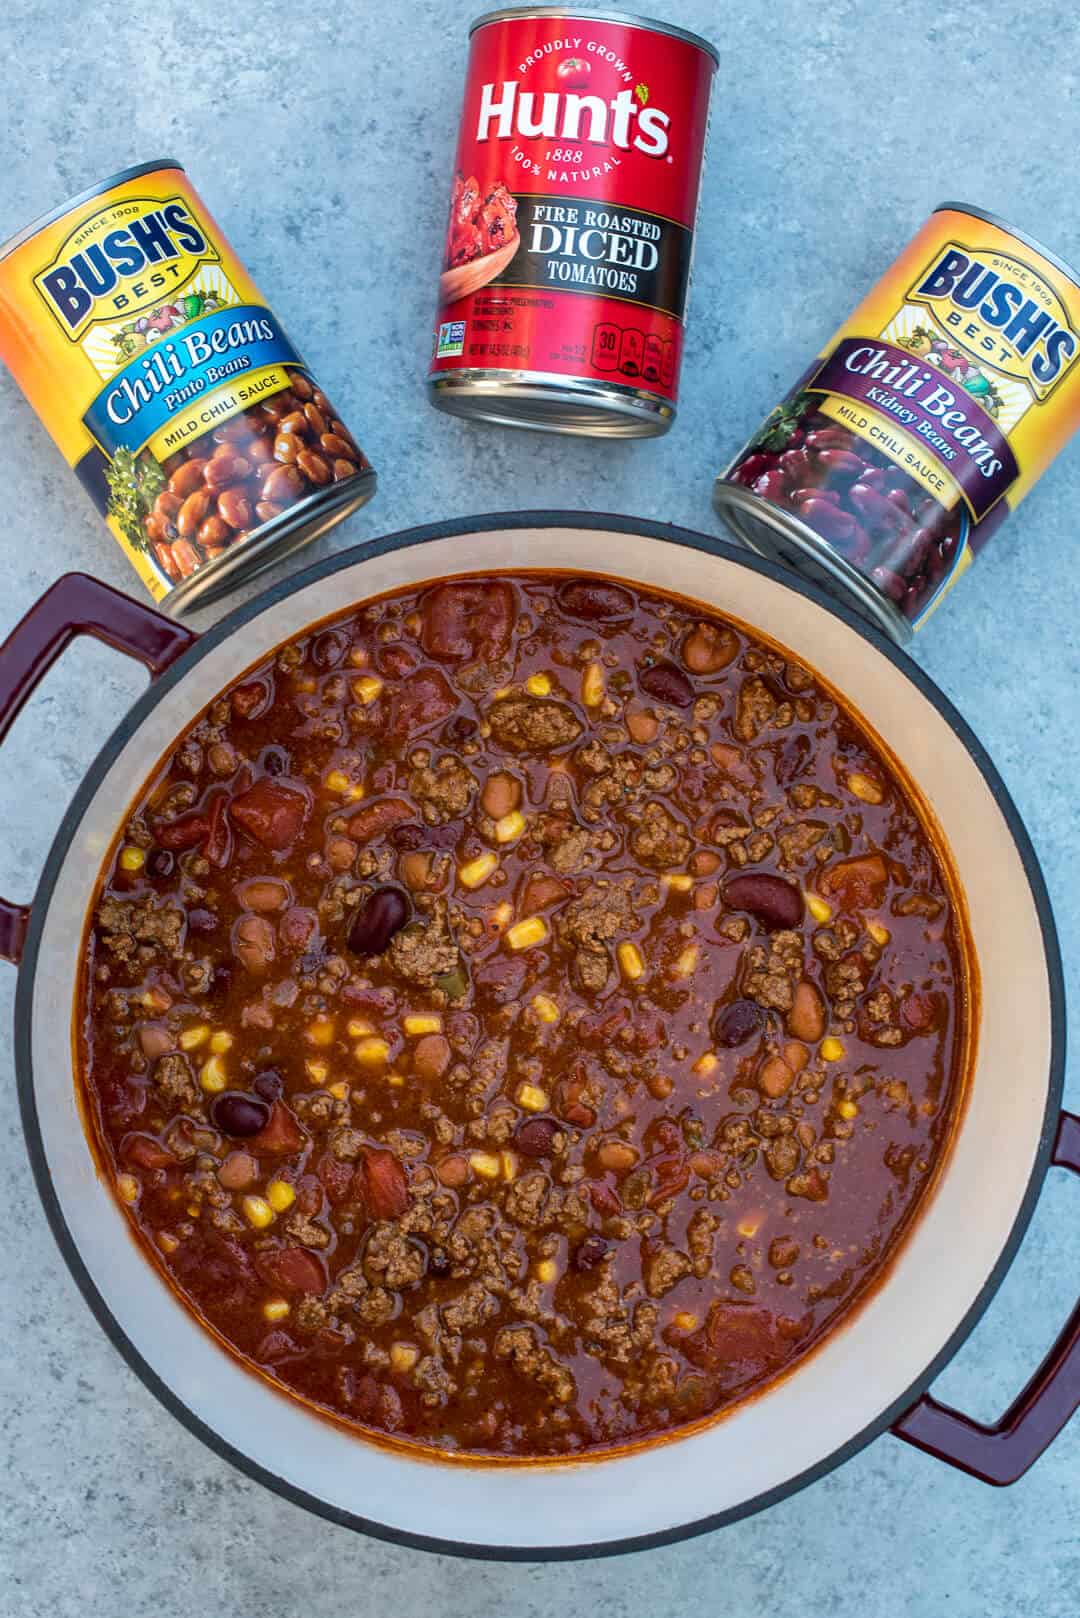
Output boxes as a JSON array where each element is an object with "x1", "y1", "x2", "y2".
[{"x1": 556, "y1": 56, "x2": 591, "y2": 87}]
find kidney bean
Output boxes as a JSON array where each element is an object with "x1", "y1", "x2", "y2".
[
  {"x1": 805, "y1": 426, "x2": 854, "y2": 450},
  {"x1": 886, "y1": 488, "x2": 911, "y2": 514},
  {"x1": 516, "y1": 1117, "x2": 561, "y2": 1158},
  {"x1": 196, "y1": 515, "x2": 229, "y2": 548},
  {"x1": 296, "y1": 449, "x2": 332, "y2": 485},
  {"x1": 252, "y1": 1069, "x2": 284, "y2": 1101},
  {"x1": 168, "y1": 459, "x2": 208, "y2": 498},
  {"x1": 870, "y1": 566, "x2": 907, "y2": 605},
  {"x1": 210, "y1": 1091, "x2": 271, "y2": 1138},
  {"x1": 217, "y1": 487, "x2": 253, "y2": 530},
  {"x1": 793, "y1": 486, "x2": 841, "y2": 505},
  {"x1": 816, "y1": 449, "x2": 866, "y2": 478},
  {"x1": 573, "y1": 1235, "x2": 609, "y2": 1271},
  {"x1": 798, "y1": 498, "x2": 857, "y2": 544},
  {"x1": 778, "y1": 448, "x2": 812, "y2": 483},
  {"x1": 556, "y1": 579, "x2": 635, "y2": 622},
  {"x1": 751, "y1": 469, "x2": 791, "y2": 503},
  {"x1": 640, "y1": 660, "x2": 694, "y2": 707},
  {"x1": 723, "y1": 872, "x2": 804, "y2": 931},
  {"x1": 713, "y1": 998, "x2": 763, "y2": 1047},
  {"x1": 349, "y1": 798, "x2": 416, "y2": 842},
  {"x1": 857, "y1": 467, "x2": 887, "y2": 489},
  {"x1": 347, "y1": 885, "x2": 411, "y2": 957},
  {"x1": 732, "y1": 452, "x2": 772, "y2": 486},
  {"x1": 848, "y1": 483, "x2": 910, "y2": 538},
  {"x1": 146, "y1": 848, "x2": 175, "y2": 879},
  {"x1": 154, "y1": 490, "x2": 183, "y2": 523}
]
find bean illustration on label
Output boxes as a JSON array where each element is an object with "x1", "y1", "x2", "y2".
[
  {"x1": 429, "y1": 9, "x2": 718, "y2": 437},
  {"x1": 714, "y1": 205, "x2": 1080, "y2": 640}
]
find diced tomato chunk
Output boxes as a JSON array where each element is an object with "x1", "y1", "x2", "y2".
[
  {"x1": 229, "y1": 777, "x2": 309, "y2": 851},
  {"x1": 255, "y1": 1244, "x2": 327, "y2": 1295},
  {"x1": 249, "y1": 1101, "x2": 305, "y2": 1154},
  {"x1": 819, "y1": 852, "x2": 888, "y2": 911}
]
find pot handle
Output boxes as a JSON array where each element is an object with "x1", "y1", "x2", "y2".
[
  {"x1": 892, "y1": 1109, "x2": 1080, "y2": 1484},
  {"x1": 0, "y1": 573, "x2": 197, "y2": 966}
]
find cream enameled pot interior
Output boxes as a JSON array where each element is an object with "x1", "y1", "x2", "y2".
[{"x1": 28, "y1": 526, "x2": 1052, "y2": 1550}]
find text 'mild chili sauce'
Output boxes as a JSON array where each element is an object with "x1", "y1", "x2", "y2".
[{"x1": 77, "y1": 573, "x2": 973, "y2": 1458}]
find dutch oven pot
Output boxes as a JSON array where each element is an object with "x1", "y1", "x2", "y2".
[{"x1": 2, "y1": 514, "x2": 1077, "y2": 1559}]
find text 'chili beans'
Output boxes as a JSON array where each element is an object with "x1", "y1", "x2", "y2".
[
  {"x1": 428, "y1": 9, "x2": 717, "y2": 438},
  {"x1": 714, "y1": 204, "x2": 1080, "y2": 641},
  {"x1": 0, "y1": 160, "x2": 376, "y2": 613}
]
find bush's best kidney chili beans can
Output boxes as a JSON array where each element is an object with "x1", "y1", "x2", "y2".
[
  {"x1": 428, "y1": 7, "x2": 717, "y2": 437},
  {"x1": 714, "y1": 204, "x2": 1080, "y2": 642},
  {"x1": 0, "y1": 160, "x2": 376, "y2": 614}
]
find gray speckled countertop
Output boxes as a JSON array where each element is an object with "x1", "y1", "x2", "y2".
[{"x1": 0, "y1": 1, "x2": 1077, "y2": 1612}]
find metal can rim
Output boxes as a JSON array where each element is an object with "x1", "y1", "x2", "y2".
[
  {"x1": 468, "y1": 6, "x2": 719, "y2": 68},
  {"x1": 934, "y1": 201, "x2": 1080, "y2": 297},
  {"x1": 0, "y1": 158, "x2": 186, "y2": 264},
  {"x1": 712, "y1": 478, "x2": 913, "y2": 645}
]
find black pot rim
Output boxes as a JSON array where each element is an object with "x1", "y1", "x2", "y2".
[{"x1": 13, "y1": 510, "x2": 1067, "y2": 1561}]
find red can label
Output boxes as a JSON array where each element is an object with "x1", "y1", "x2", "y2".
[{"x1": 429, "y1": 11, "x2": 716, "y2": 407}]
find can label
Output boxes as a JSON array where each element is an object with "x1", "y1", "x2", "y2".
[
  {"x1": 429, "y1": 13, "x2": 715, "y2": 410},
  {"x1": 0, "y1": 165, "x2": 371, "y2": 602},
  {"x1": 722, "y1": 208, "x2": 1080, "y2": 628}
]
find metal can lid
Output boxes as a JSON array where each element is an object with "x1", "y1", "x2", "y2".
[
  {"x1": 468, "y1": 6, "x2": 719, "y2": 67},
  {"x1": 0, "y1": 158, "x2": 186, "y2": 263},
  {"x1": 934, "y1": 201, "x2": 1080, "y2": 296}
]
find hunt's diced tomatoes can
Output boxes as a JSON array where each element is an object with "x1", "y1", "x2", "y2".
[
  {"x1": 0, "y1": 160, "x2": 376, "y2": 613},
  {"x1": 715, "y1": 204, "x2": 1080, "y2": 641},
  {"x1": 428, "y1": 7, "x2": 717, "y2": 438}
]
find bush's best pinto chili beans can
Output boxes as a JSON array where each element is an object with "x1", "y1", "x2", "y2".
[
  {"x1": 0, "y1": 160, "x2": 376, "y2": 614},
  {"x1": 714, "y1": 204, "x2": 1080, "y2": 642},
  {"x1": 428, "y1": 7, "x2": 717, "y2": 437}
]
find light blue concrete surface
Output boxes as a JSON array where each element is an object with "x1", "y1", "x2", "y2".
[{"x1": 0, "y1": 1, "x2": 1076, "y2": 1612}]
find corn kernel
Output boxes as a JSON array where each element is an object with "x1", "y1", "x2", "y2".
[
  {"x1": 693, "y1": 1051, "x2": 718, "y2": 1076},
  {"x1": 180, "y1": 1024, "x2": 210, "y2": 1051},
  {"x1": 500, "y1": 1149, "x2": 518, "y2": 1181},
  {"x1": 344, "y1": 782, "x2": 365, "y2": 800},
  {"x1": 535, "y1": 1259, "x2": 558, "y2": 1284},
  {"x1": 209, "y1": 1030, "x2": 234, "y2": 1055},
  {"x1": 821, "y1": 1037, "x2": 845, "y2": 1062},
  {"x1": 617, "y1": 940, "x2": 645, "y2": 981},
  {"x1": 325, "y1": 769, "x2": 351, "y2": 793},
  {"x1": 867, "y1": 920, "x2": 891, "y2": 947},
  {"x1": 119, "y1": 844, "x2": 145, "y2": 872},
  {"x1": 390, "y1": 1342, "x2": 419, "y2": 1374},
  {"x1": 494, "y1": 809, "x2": 526, "y2": 844},
  {"x1": 491, "y1": 901, "x2": 513, "y2": 930},
  {"x1": 404, "y1": 1014, "x2": 442, "y2": 1037},
  {"x1": 673, "y1": 943, "x2": 699, "y2": 978},
  {"x1": 347, "y1": 646, "x2": 368, "y2": 667},
  {"x1": 116, "y1": 1174, "x2": 139, "y2": 1204},
  {"x1": 673, "y1": 1311, "x2": 699, "y2": 1332},
  {"x1": 516, "y1": 1082, "x2": 550, "y2": 1113},
  {"x1": 664, "y1": 873, "x2": 694, "y2": 893},
  {"x1": 837, "y1": 1098, "x2": 859, "y2": 1120},
  {"x1": 241, "y1": 1195, "x2": 274, "y2": 1229},
  {"x1": 469, "y1": 1151, "x2": 501, "y2": 1180},
  {"x1": 847, "y1": 771, "x2": 885, "y2": 805},
  {"x1": 806, "y1": 893, "x2": 833, "y2": 924},
  {"x1": 388, "y1": 1072, "x2": 406, "y2": 1088},
  {"x1": 737, "y1": 1214, "x2": 762, "y2": 1238},
  {"x1": 506, "y1": 915, "x2": 548, "y2": 951},
  {"x1": 354, "y1": 1036, "x2": 390, "y2": 1067},
  {"x1": 329, "y1": 1081, "x2": 350, "y2": 1102},
  {"x1": 305, "y1": 1059, "x2": 329, "y2": 1085},
  {"x1": 347, "y1": 1018, "x2": 375, "y2": 1038},
  {"x1": 157, "y1": 1231, "x2": 179, "y2": 1254},
  {"x1": 352, "y1": 675, "x2": 383, "y2": 705},
  {"x1": 459, "y1": 851, "x2": 498, "y2": 889},
  {"x1": 525, "y1": 672, "x2": 552, "y2": 697},
  {"x1": 266, "y1": 1179, "x2": 296, "y2": 1213},
  {"x1": 581, "y1": 660, "x2": 605, "y2": 707},
  {"x1": 305, "y1": 1017, "x2": 335, "y2": 1047},
  {"x1": 199, "y1": 1054, "x2": 228, "y2": 1093},
  {"x1": 263, "y1": 1298, "x2": 290, "y2": 1322},
  {"x1": 532, "y1": 993, "x2": 560, "y2": 1023}
]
